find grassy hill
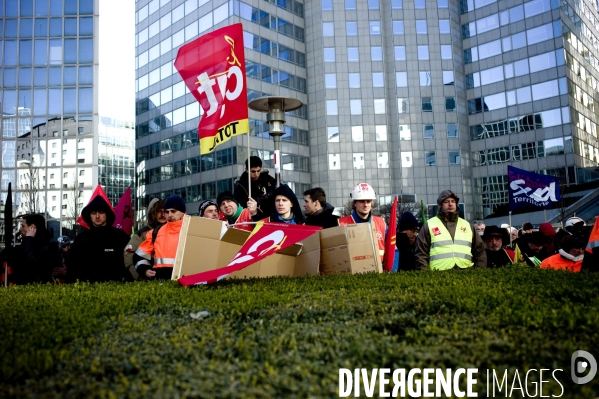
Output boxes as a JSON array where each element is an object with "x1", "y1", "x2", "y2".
[{"x1": 1, "y1": 266, "x2": 598, "y2": 398}]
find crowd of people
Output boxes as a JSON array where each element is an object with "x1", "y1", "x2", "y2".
[{"x1": 2, "y1": 156, "x2": 597, "y2": 285}]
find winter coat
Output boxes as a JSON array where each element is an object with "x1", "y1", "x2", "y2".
[
  {"x1": 254, "y1": 184, "x2": 305, "y2": 225},
  {"x1": 395, "y1": 233, "x2": 417, "y2": 271},
  {"x1": 234, "y1": 171, "x2": 276, "y2": 217},
  {"x1": 304, "y1": 203, "x2": 339, "y2": 229},
  {"x1": 540, "y1": 250, "x2": 584, "y2": 272},
  {"x1": 124, "y1": 198, "x2": 163, "y2": 280},
  {"x1": 67, "y1": 196, "x2": 131, "y2": 283},
  {"x1": 11, "y1": 232, "x2": 61, "y2": 285}
]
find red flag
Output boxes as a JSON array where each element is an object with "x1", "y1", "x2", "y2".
[
  {"x1": 174, "y1": 23, "x2": 249, "y2": 155},
  {"x1": 383, "y1": 196, "x2": 398, "y2": 272},
  {"x1": 178, "y1": 222, "x2": 321, "y2": 286},
  {"x1": 113, "y1": 187, "x2": 133, "y2": 235},
  {"x1": 586, "y1": 215, "x2": 599, "y2": 254},
  {"x1": 77, "y1": 184, "x2": 114, "y2": 229}
]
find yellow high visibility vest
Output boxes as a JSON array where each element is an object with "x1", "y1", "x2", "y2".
[{"x1": 428, "y1": 217, "x2": 474, "y2": 270}]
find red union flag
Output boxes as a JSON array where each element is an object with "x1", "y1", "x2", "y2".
[
  {"x1": 174, "y1": 23, "x2": 249, "y2": 155},
  {"x1": 178, "y1": 222, "x2": 322, "y2": 286}
]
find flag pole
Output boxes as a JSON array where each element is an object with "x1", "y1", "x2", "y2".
[
  {"x1": 544, "y1": 209, "x2": 547, "y2": 222},
  {"x1": 509, "y1": 211, "x2": 513, "y2": 247}
]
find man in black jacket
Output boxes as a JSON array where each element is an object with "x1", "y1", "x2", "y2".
[
  {"x1": 234, "y1": 156, "x2": 276, "y2": 218},
  {"x1": 11, "y1": 214, "x2": 60, "y2": 284},
  {"x1": 67, "y1": 195, "x2": 131, "y2": 283},
  {"x1": 303, "y1": 187, "x2": 339, "y2": 229}
]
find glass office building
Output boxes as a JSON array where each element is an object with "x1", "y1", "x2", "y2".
[
  {"x1": 134, "y1": 0, "x2": 599, "y2": 220},
  {"x1": 0, "y1": 0, "x2": 135, "y2": 239}
]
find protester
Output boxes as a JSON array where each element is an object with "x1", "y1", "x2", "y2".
[
  {"x1": 395, "y1": 212, "x2": 419, "y2": 271},
  {"x1": 473, "y1": 220, "x2": 485, "y2": 236},
  {"x1": 67, "y1": 196, "x2": 131, "y2": 283},
  {"x1": 124, "y1": 198, "x2": 165, "y2": 280},
  {"x1": 234, "y1": 156, "x2": 276, "y2": 218},
  {"x1": 134, "y1": 195, "x2": 186, "y2": 280},
  {"x1": 538, "y1": 222, "x2": 557, "y2": 254},
  {"x1": 198, "y1": 200, "x2": 220, "y2": 220},
  {"x1": 53, "y1": 235, "x2": 71, "y2": 283},
  {"x1": 540, "y1": 236, "x2": 585, "y2": 272},
  {"x1": 303, "y1": 187, "x2": 339, "y2": 229},
  {"x1": 519, "y1": 231, "x2": 550, "y2": 263},
  {"x1": 218, "y1": 191, "x2": 253, "y2": 231},
  {"x1": 11, "y1": 214, "x2": 60, "y2": 284},
  {"x1": 521, "y1": 222, "x2": 533, "y2": 234},
  {"x1": 482, "y1": 225, "x2": 515, "y2": 268},
  {"x1": 250, "y1": 184, "x2": 305, "y2": 224},
  {"x1": 338, "y1": 183, "x2": 387, "y2": 263},
  {"x1": 415, "y1": 190, "x2": 486, "y2": 270}
]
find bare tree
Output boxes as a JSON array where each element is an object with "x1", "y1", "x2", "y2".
[
  {"x1": 20, "y1": 160, "x2": 42, "y2": 215},
  {"x1": 62, "y1": 177, "x2": 82, "y2": 238}
]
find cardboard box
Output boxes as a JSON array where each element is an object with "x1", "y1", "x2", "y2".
[
  {"x1": 319, "y1": 223, "x2": 382, "y2": 275},
  {"x1": 172, "y1": 215, "x2": 321, "y2": 280}
]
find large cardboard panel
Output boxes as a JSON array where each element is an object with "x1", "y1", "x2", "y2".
[
  {"x1": 319, "y1": 223, "x2": 381, "y2": 275},
  {"x1": 173, "y1": 216, "x2": 321, "y2": 280}
]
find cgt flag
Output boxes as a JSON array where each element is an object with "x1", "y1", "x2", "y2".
[
  {"x1": 178, "y1": 222, "x2": 321, "y2": 286},
  {"x1": 174, "y1": 23, "x2": 249, "y2": 155},
  {"x1": 113, "y1": 187, "x2": 133, "y2": 235},
  {"x1": 508, "y1": 166, "x2": 562, "y2": 212}
]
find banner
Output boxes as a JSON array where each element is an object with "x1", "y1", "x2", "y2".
[
  {"x1": 174, "y1": 23, "x2": 249, "y2": 155},
  {"x1": 178, "y1": 222, "x2": 321, "y2": 286},
  {"x1": 77, "y1": 184, "x2": 114, "y2": 229},
  {"x1": 113, "y1": 187, "x2": 133, "y2": 235},
  {"x1": 508, "y1": 166, "x2": 562, "y2": 212},
  {"x1": 383, "y1": 196, "x2": 397, "y2": 272}
]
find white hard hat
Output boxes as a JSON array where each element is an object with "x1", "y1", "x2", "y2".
[
  {"x1": 565, "y1": 217, "x2": 585, "y2": 228},
  {"x1": 350, "y1": 183, "x2": 376, "y2": 200}
]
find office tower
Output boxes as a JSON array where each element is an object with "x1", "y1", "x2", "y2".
[
  {"x1": 134, "y1": 0, "x2": 599, "y2": 220},
  {"x1": 0, "y1": 0, "x2": 135, "y2": 238}
]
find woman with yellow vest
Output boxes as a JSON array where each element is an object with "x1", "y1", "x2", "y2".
[
  {"x1": 338, "y1": 183, "x2": 387, "y2": 264},
  {"x1": 414, "y1": 190, "x2": 486, "y2": 270}
]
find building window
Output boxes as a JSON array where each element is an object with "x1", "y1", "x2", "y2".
[
  {"x1": 79, "y1": 169, "x2": 85, "y2": 176},
  {"x1": 328, "y1": 127, "x2": 339, "y2": 142},
  {"x1": 441, "y1": 45, "x2": 452, "y2": 59},
  {"x1": 447, "y1": 123, "x2": 458, "y2": 138},
  {"x1": 443, "y1": 70, "x2": 454, "y2": 85},
  {"x1": 425, "y1": 151, "x2": 436, "y2": 166},
  {"x1": 326, "y1": 100, "x2": 338, "y2": 115},
  {"x1": 353, "y1": 153, "x2": 365, "y2": 169},
  {"x1": 393, "y1": 21, "x2": 404, "y2": 35},
  {"x1": 63, "y1": 172, "x2": 68, "y2": 178},
  {"x1": 396, "y1": 72, "x2": 408, "y2": 87},
  {"x1": 416, "y1": 20, "x2": 427, "y2": 34},
  {"x1": 348, "y1": 47, "x2": 359, "y2": 62},
  {"x1": 423, "y1": 124, "x2": 435, "y2": 139},
  {"x1": 445, "y1": 97, "x2": 456, "y2": 112},
  {"x1": 325, "y1": 74, "x2": 337, "y2": 88},
  {"x1": 401, "y1": 151, "x2": 412, "y2": 167},
  {"x1": 349, "y1": 73, "x2": 360, "y2": 88},
  {"x1": 415, "y1": 0, "x2": 425, "y2": 8},
  {"x1": 323, "y1": 22, "x2": 334, "y2": 36},
  {"x1": 346, "y1": 21, "x2": 357, "y2": 36},
  {"x1": 324, "y1": 48, "x2": 335, "y2": 62},
  {"x1": 439, "y1": 20, "x2": 450, "y2": 34},
  {"x1": 345, "y1": 0, "x2": 356, "y2": 9},
  {"x1": 374, "y1": 99, "x2": 385, "y2": 114},
  {"x1": 370, "y1": 21, "x2": 381, "y2": 35},
  {"x1": 63, "y1": 194, "x2": 67, "y2": 199},
  {"x1": 371, "y1": 47, "x2": 383, "y2": 61},
  {"x1": 352, "y1": 126, "x2": 364, "y2": 142},
  {"x1": 399, "y1": 124, "x2": 411, "y2": 140},
  {"x1": 350, "y1": 99, "x2": 362, "y2": 115},
  {"x1": 418, "y1": 46, "x2": 429, "y2": 60},
  {"x1": 392, "y1": 0, "x2": 403, "y2": 8},
  {"x1": 394, "y1": 46, "x2": 406, "y2": 60},
  {"x1": 375, "y1": 125, "x2": 387, "y2": 141},
  {"x1": 422, "y1": 97, "x2": 433, "y2": 112},
  {"x1": 420, "y1": 71, "x2": 431, "y2": 86},
  {"x1": 372, "y1": 72, "x2": 384, "y2": 87},
  {"x1": 377, "y1": 152, "x2": 389, "y2": 168},
  {"x1": 323, "y1": 0, "x2": 333, "y2": 10},
  {"x1": 398, "y1": 98, "x2": 409, "y2": 113},
  {"x1": 329, "y1": 154, "x2": 341, "y2": 169},
  {"x1": 449, "y1": 151, "x2": 460, "y2": 165}
]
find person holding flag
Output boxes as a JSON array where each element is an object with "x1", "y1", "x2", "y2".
[
  {"x1": 338, "y1": 183, "x2": 387, "y2": 264},
  {"x1": 414, "y1": 190, "x2": 486, "y2": 270}
]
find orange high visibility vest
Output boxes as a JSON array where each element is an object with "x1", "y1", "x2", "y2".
[
  {"x1": 586, "y1": 216, "x2": 599, "y2": 254},
  {"x1": 338, "y1": 214, "x2": 386, "y2": 262},
  {"x1": 540, "y1": 253, "x2": 583, "y2": 272},
  {"x1": 136, "y1": 218, "x2": 183, "y2": 268}
]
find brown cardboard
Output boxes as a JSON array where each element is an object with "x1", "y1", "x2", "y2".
[
  {"x1": 172, "y1": 215, "x2": 320, "y2": 280},
  {"x1": 319, "y1": 223, "x2": 382, "y2": 275}
]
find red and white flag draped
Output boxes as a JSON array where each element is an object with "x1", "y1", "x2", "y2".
[
  {"x1": 178, "y1": 222, "x2": 322, "y2": 286},
  {"x1": 174, "y1": 23, "x2": 249, "y2": 155}
]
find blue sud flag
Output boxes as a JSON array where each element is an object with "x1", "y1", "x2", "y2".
[{"x1": 508, "y1": 166, "x2": 562, "y2": 211}]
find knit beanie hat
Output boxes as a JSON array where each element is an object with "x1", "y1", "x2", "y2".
[
  {"x1": 164, "y1": 195, "x2": 186, "y2": 213},
  {"x1": 398, "y1": 212, "x2": 418, "y2": 231},
  {"x1": 198, "y1": 200, "x2": 218, "y2": 217},
  {"x1": 522, "y1": 222, "x2": 533, "y2": 231},
  {"x1": 538, "y1": 222, "x2": 556, "y2": 236},
  {"x1": 216, "y1": 191, "x2": 237, "y2": 208}
]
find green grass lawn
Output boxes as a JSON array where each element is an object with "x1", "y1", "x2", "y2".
[{"x1": 1, "y1": 266, "x2": 598, "y2": 398}]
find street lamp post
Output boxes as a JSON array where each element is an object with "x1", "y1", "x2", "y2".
[{"x1": 248, "y1": 96, "x2": 303, "y2": 188}]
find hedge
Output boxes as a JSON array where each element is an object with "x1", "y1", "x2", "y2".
[{"x1": 0, "y1": 266, "x2": 598, "y2": 398}]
